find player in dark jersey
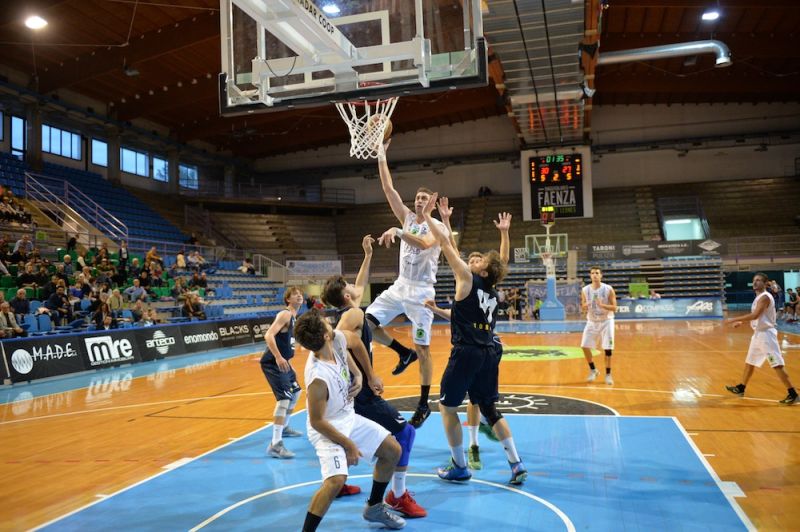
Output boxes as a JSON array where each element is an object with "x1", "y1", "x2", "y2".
[
  {"x1": 262, "y1": 286, "x2": 305, "y2": 459},
  {"x1": 422, "y1": 193, "x2": 527, "y2": 485},
  {"x1": 322, "y1": 235, "x2": 426, "y2": 518}
]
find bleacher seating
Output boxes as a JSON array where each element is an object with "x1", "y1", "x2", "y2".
[{"x1": 0, "y1": 152, "x2": 27, "y2": 197}]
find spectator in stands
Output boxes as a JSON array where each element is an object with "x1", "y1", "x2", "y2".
[
  {"x1": 118, "y1": 240, "x2": 129, "y2": 270},
  {"x1": 66, "y1": 234, "x2": 77, "y2": 251},
  {"x1": 142, "y1": 308, "x2": 161, "y2": 326},
  {"x1": 93, "y1": 302, "x2": 117, "y2": 330},
  {"x1": 0, "y1": 301, "x2": 26, "y2": 338},
  {"x1": 186, "y1": 232, "x2": 198, "y2": 246},
  {"x1": 189, "y1": 272, "x2": 202, "y2": 289},
  {"x1": 76, "y1": 249, "x2": 88, "y2": 269},
  {"x1": 768, "y1": 280, "x2": 784, "y2": 312},
  {"x1": 13, "y1": 234, "x2": 33, "y2": 256},
  {"x1": 16, "y1": 263, "x2": 38, "y2": 289},
  {"x1": 306, "y1": 294, "x2": 317, "y2": 310},
  {"x1": 533, "y1": 297, "x2": 543, "y2": 320},
  {"x1": 240, "y1": 257, "x2": 256, "y2": 275},
  {"x1": 96, "y1": 259, "x2": 115, "y2": 286},
  {"x1": 124, "y1": 278, "x2": 147, "y2": 302},
  {"x1": 130, "y1": 299, "x2": 145, "y2": 322},
  {"x1": 46, "y1": 285, "x2": 72, "y2": 325},
  {"x1": 74, "y1": 273, "x2": 93, "y2": 299},
  {"x1": 0, "y1": 255, "x2": 9, "y2": 276},
  {"x1": 171, "y1": 276, "x2": 188, "y2": 301},
  {"x1": 149, "y1": 266, "x2": 164, "y2": 288},
  {"x1": 649, "y1": 289, "x2": 662, "y2": 300},
  {"x1": 129, "y1": 257, "x2": 142, "y2": 279},
  {"x1": 784, "y1": 288, "x2": 798, "y2": 321},
  {"x1": 40, "y1": 275, "x2": 60, "y2": 302},
  {"x1": 174, "y1": 248, "x2": 187, "y2": 272},
  {"x1": 108, "y1": 289, "x2": 124, "y2": 318},
  {"x1": 145, "y1": 246, "x2": 164, "y2": 269},
  {"x1": 10, "y1": 288, "x2": 29, "y2": 318},
  {"x1": 62, "y1": 254, "x2": 74, "y2": 276},
  {"x1": 194, "y1": 272, "x2": 208, "y2": 289},
  {"x1": 97, "y1": 242, "x2": 110, "y2": 262},
  {"x1": 182, "y1": 292, "x2": 206, "y2": 320}
]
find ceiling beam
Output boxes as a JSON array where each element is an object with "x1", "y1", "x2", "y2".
[
  {"x1": 115, "y1": 76, "x2": 218, "y2": 121},
  {"x1": 38, "y1": 12, "x2": 219, "y2": 93},
  {"x1": 596, "y1": 74, "x2": 800, "y2": 94},
  {"x1": 607, "y1": 0, "x2": 800, "y2": 7},
  {"x1": 600, "y1": 34, "x2": 800, "y2": 58}
]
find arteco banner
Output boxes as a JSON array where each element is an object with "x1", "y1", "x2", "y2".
[
  {"x1": 3, "y1": 335, "x2": 85, "y2": 383},
  {"x1": 249, "y1": 317, "x2": 276, "y2": 343},
  {"x1": 81, "y1": 330, "x2": 141, "y2": 368},
  {"x1": 180, "y1": 322, "x2": 222, "y2": 353},
  {"x1": 133, "y1": 325, "x2": 186, "y2": 361},
  {"x1": 614, "y1": 297, "x2": 723, "y2": 319}
]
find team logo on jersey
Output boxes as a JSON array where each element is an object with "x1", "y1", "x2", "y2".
[{"x1": 415, "y1": 327, "x2": 425, "y2": 339}]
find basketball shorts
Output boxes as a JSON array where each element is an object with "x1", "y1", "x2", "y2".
[
  {"x1": 260, "y1": 360, "x2": 301, "y2": 401},
  {"x1": 746, "y1": 329, "x2": 784, "y2": 368},
  {"x1": 365, "y1": 278, "x2": 435, "y2": 346},
  {"x1": 581, "y1": 319, "x2": 615, "y2": 350},
  {"x1": 439, "y1": 344, "x2": 494, "y2": 407},
  {"x1": 355, "y1": 394, "x2": 407, "y2": 435},
  {"x1": 308, "y1": 414, "x2": 390, "y2": 480}
]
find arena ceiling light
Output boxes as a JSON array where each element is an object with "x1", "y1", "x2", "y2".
[
  {"x1": 701, "y1": 10, "x2": 720, "y2": 21},
  {"x1": 321, "y1": 3, "x2": 340, "y2": 15},
  {"x1": 25, "y1": 15, "x2": 48, "y2": 30}
]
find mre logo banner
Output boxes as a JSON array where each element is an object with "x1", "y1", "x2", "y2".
[{"x1": 82, "y1": 331, "x2": 141, "y2": 368}]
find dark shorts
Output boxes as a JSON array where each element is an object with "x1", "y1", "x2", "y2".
[
  {"x1": 439, "y1": 344, "x2": 495, "y2": 407},
  {"x1": 354, "y1": 394, "x2": 407, "y2": 435},
  {"x1": 482, "y1": 341, "x2": 504, "y2": 403},
  {"x1": 260, "y1": 360, "x2": 300, "y2": 401}
]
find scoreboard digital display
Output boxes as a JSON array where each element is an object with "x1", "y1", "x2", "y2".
[{"x1": 529, "y1": 153, "x2": 582, "y2": 184}]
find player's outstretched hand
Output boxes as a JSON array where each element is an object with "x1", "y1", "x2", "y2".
[
  {"x1": 494, "y1": 212, "x2": 512, "y2": 231},
  {"x1": 377, "y1": 228, "x2": 397, "y2": 248},
  {"x1": 423, "y1": 192, "x2": 438, "y2": 218},
  {"x1": 437, "y1": 196, "x2": 453, "y2": 221},
  {"x1": 362, "y1": 234, "x2": 374, "y2": 255},
  {"x1": 423, "y1": 299, "x2": 438, "y2": 311}
]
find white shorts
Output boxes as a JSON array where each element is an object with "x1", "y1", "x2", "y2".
[
  {"x1": 746, "y1": 329, "x2": 784, "y2": 368},
  {"x1": 309, "y1": 414, "x2": 390, "y2": 480},
  {"x1": 581, "y1": 319, "x2": 615, "y2": 350},
  {"x1": 366, "y1": 278, "x2": 435, "y2": 346}
]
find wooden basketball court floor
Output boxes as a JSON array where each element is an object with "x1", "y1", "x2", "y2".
[{"x1": 1, "y1": 319, "x2": 798, "y2": 531}]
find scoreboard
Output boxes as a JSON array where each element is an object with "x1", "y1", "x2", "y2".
[{"x1": 520, "y1": 147, "x2": 593, "y2": 221}]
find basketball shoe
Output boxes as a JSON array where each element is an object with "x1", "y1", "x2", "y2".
[
  {"x1": 587, "y1": 369, "x2": 599, "y2": 382},
  {"x1": 467, "y1": 445, "x2": 482, "y2": 470},
  {"x1": 437, "y1": 458, "x2": 471, "y2": 482},
  {"x1": 779, "y1": 392, "x2": 799, "y2": 405},
  {"x1": 336, "y1": 484, "x2": 362, "y2": 498},
  {"x1": 385, "y1": 490, "x2": 427, "y2": 518},
  {"x1": 509, "y1": 461, "x2": 528, "y2": 485},
  {"x1": 282, "y1": 426, "x2": 303, "y2": 437},
  {"x1": 605, "y1": 373, "x2": 614, "y2": 385},
  {"x1": 267, "y1": 441, "x2": 295, "y2": 459},
  {"x1": 409, "y1": 403, "x2": 431, "y2": 428},
  {"x1": 726, "y1": 384, "x2": 745, "y2": 396},
  {"x1": 392, "y1": 350, "x2": 418, "y2": 375},
  {"x1": 363, "y1": 502, "x2": 406, "y2": 529}
]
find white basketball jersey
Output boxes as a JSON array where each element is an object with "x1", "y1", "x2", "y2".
[
  {"x1": 304, "y1": 330, "x2": 354, "y2": 425},
  {"x1": 583, "y1": 283, "x2": 615, "y2": 322},
  {"x1": 750, "y1": 291, "x2": 776, "y2": 332},
  {"x1": 399, "y1": 212, "x2": 447, "y2": 285}
]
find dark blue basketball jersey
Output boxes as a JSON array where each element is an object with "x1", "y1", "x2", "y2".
[
  {"x1": 260, "y1": 313, "x2": 295, "y2": 364},
  {"x1": 451, "y1": 274, "x2": 499, "y2": 347},
  {"x1": 332, "y1": 305, "x2": 375, "y2": 401}
]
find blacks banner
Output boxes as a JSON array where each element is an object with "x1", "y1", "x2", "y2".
[
  {"x1": 3, "y1": 335, "x2": 86, "y2": 383},
  {"x1": 133, "y1": 325, "x2": 186, "y2": 361},
  {"x1": 80, "y1": 330, "x2": 142, "y2": 369},
  {"x1": 216, "y1": 319, "x2": 254, "y2": 347},
  {"x1": 180, "y1": 321, "x2": 223, "y2": 353}
]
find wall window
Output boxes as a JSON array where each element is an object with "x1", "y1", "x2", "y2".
[
  {"x1": 11, "y1": 116, "x2": 26, "y2": 158},
  {"x1": 121, "y1": 147, "x2": 149, "y2": 177},
  {"x1": 91, "y1": 139, "x2": 108, "y2": 167},
  {"x1": 0, "y1": 111, "x2": 4, "y2": 141},
  {"x1": 179, "y1": 163, "x2": 199, "y2": 190},
  {"x1": 153, "y1": 156, "x2": 169, "y2": 182},
  {"x1": 42, "y1": 124, "x2": 82, "y2": 160}
]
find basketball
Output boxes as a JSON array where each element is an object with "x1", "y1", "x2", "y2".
[{"x1": 383, "y1": 118, "x2": 392, "y2": 141}]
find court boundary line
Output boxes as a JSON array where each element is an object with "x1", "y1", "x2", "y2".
[
  {"x1": 188, "y1": 473, "x2": 576, "y2": 532},
  {"x1": 670, "y1": 417, "x2": 756, "y2": 532}
]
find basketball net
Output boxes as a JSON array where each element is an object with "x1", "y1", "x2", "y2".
[
  {"x1": 335, "y1": 96, "x2": 398, "y2": 159},
  {"x1": 541, "y1": 250, "x2": 556, "y2": 278}
]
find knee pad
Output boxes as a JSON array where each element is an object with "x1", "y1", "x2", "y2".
[
  {"x1": 394, "y1": 423, "x2": 416, "y2": 467},
  {"x1": 288, "y1": 388, "x2": 301, "y2": 411},
  {"x1": 478, "y1": 402, "x2": 503, "y2": 427},
  {"x1": 604, "y1": 349, "x2": 612, "y2": 357},
  {"x1": 273, "y1": 399, "x2": 290, "y2": 419}
]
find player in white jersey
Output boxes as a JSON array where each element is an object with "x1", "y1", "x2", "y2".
[
  {"x1": 366, "y1": 141, "x2": 449, "y2": 428},
  {"x1": 580, "y1": 266, "x2": 618, "y2": 385},
  {"x1": 296, "y1": 310, "x2": 406, "y2": 531},
  {"x1": 725, "y1": 272, "x2": 798, "y2": 405}
]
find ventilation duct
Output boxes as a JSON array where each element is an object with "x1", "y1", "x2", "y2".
[{"x1": 598, "y1": 40, "x2": 732, "y2": 68}]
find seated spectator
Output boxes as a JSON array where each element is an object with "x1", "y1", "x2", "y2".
[
  {"x1": 0, "y1": 301, "x2": 26, "y2": 338},
  {"x1": 124, "y1": 279, "x2": 147, "y2": 302},
  {"x1": 784, "y1": 288, "x2": 798, "y2": 321},
  {"x1": 0, "y1": 255, "x2": 9, "y2": 276},
  {"x1": 145, "y1": 246, "x2": 163, "y2": 269},
  {"x1": 108, "y1": 289, "x2": 125, "y2": 317},
  {"x1": 130, "y1": 299, "x2": 145, "y2": 322},
  {"x1": 128, "y1": 258, "x2": 142, "y2": 279},
  {"x1": 239, "y1": 257, "x2": 256, "y2": 275},
  {"x1": 96, "y1": 242, "x2": 110, "y2": 262},
  {"x1": 10, "y1": 288, "x2": 29, "y2": 318},
  {"x1": 62, "y1": 254, "x2": 74, "y2": 276},
  {"x1": 649, "y1": 289, "x2": 662, "y2": 300},
  {"x1": 40, "y1": 275, "x2": 61, "y2": 302},
  {"x1": 16, "y1": 263, "x2": 38, "y2": 288},
  {"x1": 45, "y1": 285, "x2": 72, "y2": 325},
  {"x1": 182, "y1": 292, "x2": 206, "y2": 320},
  {"x1": 13, "y1": 234, "x2": 33, "y2": 256},
  {"x1": 93, "y1": 302, "x2": 117, "y2": 330},
  {"x1": 76, "y1": 249, "x2": 88, "y2": 269},
  {"x1": 96, "y1": 258, "x2": 116, "y2": 281},
  {"x1": 189, "y1": 272, "x2": 202, "y2": 289},
  {"x1": 175, "y1": 249, "x2": 187, "y2": 271},
  {"x1": 142, "y1": 308, "x2": 161, "y2": 326}
]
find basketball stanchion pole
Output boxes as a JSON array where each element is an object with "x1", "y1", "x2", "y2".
[{"x1": 539, "y1": 206, "x2": 565, "y2": 320}]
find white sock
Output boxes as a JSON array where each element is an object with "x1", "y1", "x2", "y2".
[
  {"x1": 272, "y1": 423, "x2": 284, "y2": 445},
  {"x1": 501, "y1": 437, "x2": 520, "y2": 463},
  {"x1": 450, "y1": 445, "x2": 466, "y2": 468},
  {"x1": 392, "y1": 471, "x2": 406, "y2": 496},
  {"x1": 468, "y1": 425, "x2": 479, "y2": 447}
]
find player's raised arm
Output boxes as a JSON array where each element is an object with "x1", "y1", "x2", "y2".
[
  {"x1": 353, "y1": 234, "x2": 374, "y2": 305},
  {"x1": 437, "y1": 196, "x2": 459, "y2": 252},
  {"x1": 424, "y1": 299, "x2": 452, "y2": 321},
  {"x1": 494, "y1": 212, "x2": 512, "y2": 264},
  {"x1": 423, "y1": 193, "x2": 472, "y2": 300},
  {"x1": 377, "y1": 142, "x2": 412, "y2": 224}
]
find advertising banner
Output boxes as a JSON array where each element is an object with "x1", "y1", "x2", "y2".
[
  {"x1": 3, "y1": 335, "x2": 86, "y2": 383},
  {"x1": 587, "y1": 239, "x2": 727, "y2": 261},
  {"x1": 286, "y1": 260, "x2": 341, "y2": 277},
  {"x1": 526, "y1": 281, "x2": 582, "y2": 315},
  {"x1": 180, "y1": 321, "x2": 223, "y2": 353},
  {"x1": 249, "y1": 316, "x2": 276, "y2": 343},
  {"x1": 133, "y1": 325, "x2": 186, "y2": 361},
  {"x1": 216, "y1": 319, "x2": 254, "y2": 348},
  {"x1": 614, "y1": 297, "x2": 723, "y2": 319},
  {"x1": 81, "y1": 330, "x2": 142, "y2": 369}
]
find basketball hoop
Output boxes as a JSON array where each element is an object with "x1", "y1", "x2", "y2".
[
  {"x1": 541, "y1": 250, "x2": 556, "y2": 277},
  {"x1": 335, "y1": 84, "x2": 398, "y2": 159}
]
